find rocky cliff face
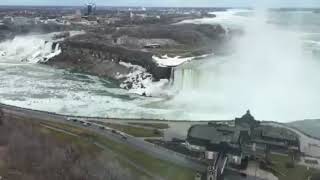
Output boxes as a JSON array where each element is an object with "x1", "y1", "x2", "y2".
[
  {"x1": 46, "y1": 37, "x2": 172, "y2": 81},
  {"x1": 45, "y1": 23, "x2": 228, "y2": 93}
]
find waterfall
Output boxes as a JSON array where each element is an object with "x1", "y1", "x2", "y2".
[
  {"x1": 165, "y1": 9, "x2": 320, "y2": 121},
  {"x1": 169, "y1": 67, "x2": 175, "y2": 85},
  {"x1": 0, "y1": 34, "x2": 61, "y2": 64},
  {"x1": 172, "y1": 66, "x2": 202, "y2": 91}
]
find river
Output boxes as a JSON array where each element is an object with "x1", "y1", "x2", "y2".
[{"x1": 1, "y1": 9, "x2": 320, "y2": 122}]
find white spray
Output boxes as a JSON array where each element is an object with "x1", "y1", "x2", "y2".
[
  {"x1": 169, "y1": 9, "x2": 320, "y2": 122},
  {"x1": 0, "y1": 34, "x2": 61, "y2": 64}
]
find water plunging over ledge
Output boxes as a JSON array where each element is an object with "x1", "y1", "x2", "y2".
[{"x1": 1, "y1": 10, "x2": 320, "y2": 122}]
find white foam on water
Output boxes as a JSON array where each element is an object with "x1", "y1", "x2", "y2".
[
  {"x1": 1, "y1": 14, "x2": 320, "y2": 122},
  {"x1": 166, "y1": 9, "x2": 320, "y2": 122},
  {"x1": 0, "y1": 34, "x2": 61, "y2": 64},
  {"x1": 0, "y1": 63, "x2": 174, "y2": 119},
  {"x1": 178, "y1": 9, "x2": 251, "y2": 30},
  {"x1": 0, "y1": 33, "x2": 176, "y2": 119},
  {"x1": 119, "y1": 61, "x2": 170, "y2": 97}
]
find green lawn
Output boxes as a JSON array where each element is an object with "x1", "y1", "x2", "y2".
[
  {"x1": 94, "y1": 135, "x2": 195, "y2": 180},
  {"x1": 270, "y1": 154, "x2": 318, "y2": 180},
  {"x1": 91, "y1": 121, "x2": 163, "y2": 137},
  {"x1": 41, "y1": 121, "x2": 195, "y2": 180},
  {"x1": 0, "y1": 158, "x2": 6, "y2": 177},
  {"x1": 128, "y1": 122, "x2": 170, "y2": 129}
]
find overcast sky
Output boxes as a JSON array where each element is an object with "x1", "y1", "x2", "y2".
[{"x1": 0, "y1": 0, "x2": 319, "y2": 8}]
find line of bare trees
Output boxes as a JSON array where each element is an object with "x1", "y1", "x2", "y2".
[{"x1": 0, "y1": 116, "x2": 135, "y2": 180}]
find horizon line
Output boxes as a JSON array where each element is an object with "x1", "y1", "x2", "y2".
[{"x1": 0, "y1": 4, "x2": 320, "y2": 9}]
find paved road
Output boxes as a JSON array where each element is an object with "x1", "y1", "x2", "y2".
[
  {"x1": 95, "y1": 118, "x2": 210, "y2": 141},
  {"x1": 264, "y1": 122, "x2": 320, "y2": 158},
  {"x1": 0, "y1": 104, "x2": 207, "y2": 172},
  {"x1": 0, "y1": 103, "x2": 269, "y2": 179}
]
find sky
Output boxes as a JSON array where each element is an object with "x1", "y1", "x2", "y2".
[{"x1": 0, "y1": 0, "x2": 320, "y2": 8}]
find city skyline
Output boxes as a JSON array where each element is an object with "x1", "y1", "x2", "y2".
[{"x1": 0, "y1": 0, "x2": 320, "y2": 8}]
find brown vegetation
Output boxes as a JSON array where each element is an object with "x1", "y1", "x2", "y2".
[{"x1": 0, "y1": 118, "x2": 133, "y2": 180}]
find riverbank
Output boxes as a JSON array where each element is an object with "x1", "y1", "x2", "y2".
[{"x1": 44, "y1": 23, "x2": 227, "y2": 95}]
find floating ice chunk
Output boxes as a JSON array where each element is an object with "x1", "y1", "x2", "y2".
[
  {"x1": 129, "y1": 79, "x2": 169, "y2": 97},
  {"x1": 0, "y1": 51, "x2": 6, "y2": 56},
  {"x1": 119, "y1": 61, "x2": 170, "y2": 97}
]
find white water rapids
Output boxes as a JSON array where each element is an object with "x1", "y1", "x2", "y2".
[
  {"x1": 170, "y1": 9, "x2": 320, "y2": 121},
  {"x1": 1, "y1": 10, "x2": 320, "y2": 122},
  {"x1": 0, "y1": 34, "x2": 61, "y2": 63}
]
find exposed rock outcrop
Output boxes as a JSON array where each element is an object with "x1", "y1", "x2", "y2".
[
  {"x1": 45, "y1": 23, "x2": 228, "y2": 89},
  {"x1": 46, "y1": 37, "x2": 172, "y2": 81}
]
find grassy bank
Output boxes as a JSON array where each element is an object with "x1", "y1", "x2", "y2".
[
  {"x1": 91, "y1": 121, "x2": 163, "y2": 137},
  {"x1": 0, "y1": 117, "x2": 145, "y2": 180},
  {"x1": 128, "y1": 122, "x2": 169, "y2": 129},
  {"x1": 41, "y1": 121, "x2": 195, "y2": 180},
  {"x1": 270, "y1": 154, "x2": 318, "y2": 180}
]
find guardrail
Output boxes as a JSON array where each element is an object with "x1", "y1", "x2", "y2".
[
  {"x1": 2, "y1": 102, "x2": 320, "y2": 141},
  {"x1": 0, "y1": 103, "x2": 220, "y2": 123},
  {"x1": 0, "y1": 102, "x2": 207, "y2": 171}
]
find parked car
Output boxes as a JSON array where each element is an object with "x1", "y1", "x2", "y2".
[
  {"x1": 71, "y1": 119, "x2": 78, "y2": 122},
  {"x1": 121, "y1": 135, "x2": 127, "y2": 140},
  {"x1": 83, "y1": 122, "x2": 91, "y2": 126}
]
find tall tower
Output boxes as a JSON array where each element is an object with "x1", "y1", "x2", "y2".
[{"x1": 86, "y1": 2, "x2": 96, "y2": 16}]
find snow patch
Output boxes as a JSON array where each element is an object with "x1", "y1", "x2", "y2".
[
  {"x1": 152, "y1": 54, "x2": 210, "y2": 67},
  {"x1": 69, "y1": 30, "x2": 86, "y2": 37},
  {"x1": 119, "y1": 61, "x2": 169, "y2": 97}
]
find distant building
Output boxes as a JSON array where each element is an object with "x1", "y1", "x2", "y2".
[
  {"x1": 187, "y1": 123, "x2": 246, "y2": 156},
  {"x1": 13, "y1": 17, "x2": 32, "y2": 25},
  {"x1": 86, "y1": 3, "x2": 96, "y2": 16},
  {"x1": 187, "y1": 110, "x2": 300, "y2": 167},
  {"x1": 251, "y1": 125, "x2": 300, "y2": 152},
  {"x1": 235, "y1": 110, "x2": 260, "y2": 130},
  {"x1": 3, "y1": 16, "x2": 13, "y2": 24},
  {"x1": 75, "y1": 9, "x2": 82, "y2": 17}
]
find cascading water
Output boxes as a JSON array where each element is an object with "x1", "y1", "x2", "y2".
[
  {"x1": 1, "y1": 12, "x2": 320, "y2": 122},
  {"x1": 168, "y1": 9, "x2": 320, "y2": 121},
  {"x1": 0, "y1": 32, "x2": 174, "y2": 119},
  {"x1": 172, "y1": 65, "x2": 201, "y2": 91},
  {"x1": 0, "y1": 35, "x2": 61, "y2": 64}
]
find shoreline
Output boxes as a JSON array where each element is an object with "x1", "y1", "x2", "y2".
[{"x1": 0, "y1": 101, "x2": 317, "y2": 124}]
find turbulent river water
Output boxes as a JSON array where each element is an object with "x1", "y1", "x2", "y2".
[{"x1": 1, "y1": 9, "x2": 320, "y2": 122}]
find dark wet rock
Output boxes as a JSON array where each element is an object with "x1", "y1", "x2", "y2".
[
  {"x1": 46, "y1": 37, "x2": 172, "y2": 81},
  {"x1": 113, "y1": 24, "x2": 226, "y2": 47},
  {"x1": 46, "y1": 23, "x2": 227, "y2": 83},
  {"x1": 53, "y1": 31, "x2": 70, "y2": 40}
]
